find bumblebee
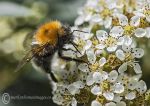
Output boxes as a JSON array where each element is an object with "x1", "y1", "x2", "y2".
[{"x1": 16, "y1": 21, "x2": 86, "y2": 82}]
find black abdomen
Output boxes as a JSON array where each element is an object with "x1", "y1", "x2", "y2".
[{"x1": 32, "y1": 44, "x2": 57, "y2": 81}]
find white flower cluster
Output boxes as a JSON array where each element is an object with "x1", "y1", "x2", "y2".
[{"x1": 52, "y1": 0, "x2": 150, "y2": 106}]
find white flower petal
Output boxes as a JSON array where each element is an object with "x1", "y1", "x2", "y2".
[
  {"x1": 75, "y1": 16, "x2": 84, "y2": 25},
  {"x1": 107, "y1": 45, "x2": 117, "y2": 52},
  {"x1": 80, "y1": 32, "x2": 93, "y2": 40},
  {"x1": 56, "y1": 86, "x2": 67, "y2": 94},
  {"x1": 125, "y1": 92, "x2": 136, "y2": 100},
  {"x1": 68, "y1": 84, "x2": 79, "y2": 95},
  {"x1": 136, "y1": 80, "x2": 147, "y2": 94},
  {"x1": 85, "y1": 14, "x2": 92, "y2": 21},
  {"x1": 117, "y1": 37, "x2": 124, "y2": 45},
  {"x1": 104, "y1": 17, "x2": 112, "y2": 28},
  {"x1": 134, "y1": 28, "x2": 146, "y2": 37},
  {"x1": 103, "y1": 92, "x2": 114, "y2": 100},
  {"x1": 93, "y1": 72, "x2": 103, "y2": 83},
  {"x1": 113, "y1": 83, "x2": 124, "y2": 93},
  {"x1": 52, "y1": 94, "x2": 63, "y2": 105},
  {"x1": 86, "y1": 73, "x2": 94, "y2": 86},
  {"x1": 99, "y1": 57, "x2": 107, "y2": 66},
  {"x1": 105, "y1": 102, "x2": 116, "y2": 106},
  {"x1": 101, "y1": 71, "x2": 108, "y2": 80},
  {"x1": 132, "y1": 48, "x2": 144, "y2": 58},
  {"x1": 113, "y1": 95, "x2": 122, "y2": 102},
  {"x1": 95, "y1": 49, "x2": 103, "y2": 55},
  {"x1": 95, "y1": 44, "x2": 106, "y2": 49},
  {"x1": 91, "y1": 100, "x2": 102, "y2": 106},
  {"x1": 116, "y1": 75, "x2": 125, "y2": 84},
  {"x1": 81, "y1": 72, "x2": 88, "y2": 81},
  {"x1": 132, "y1": 63, "x2": 142, "y2": 74},
  {"x1": 110, "y1": 26, "x2": 124, "y2": 38},
  {"x1": 116, "y1": 101, "x2": 126, "y2": 106},
  {"x1": 128, "y1": 79, "x2": 138, "y2": 90},
  {"x1": 130, "y1": 16, "x2": 140, "y2": 27},
  {"x1": 78, "y1": 63, "x2": 89, "y2": 72},
  {"x1": 63, "y1": 50, "x2": 76, "y2": 58},
  {"x1": 91, "y1": 14, "x2": 102, "y2": 23},
  {"x1": 60, "y1": 70, "x2": 69, "y2": 79},
  {"x1": 73, "y1": 81, "x2": 85, "y2": 89},
  {"x1": 132, "y1": 74, "x2": 142, "y2": 81},
  {"x1": 123, "y1": 36, "x2": 132, "y2": 46},
  {"x1": 96, "y1": 30, "x2": 108, "y2": 42},
  {"x1": 71, "y1": 98, "x2": 77, "y2": 106},
  {"x1": 115, "y1": 49, "x2": 125, "y2": 61},
  {"x1": 118, "y1": 14, "x2": 128, "y2": 26},
  {"x1": 86, "y1": 49, "x2": 96, "y2": 64},
  {"x1": 145, "y1": 27, "x2": 150, "y2": 38},
  {"x1": 84, "y1": 40, "x2": 92, "y2": 50},
  {"x1": 108, "y1": 70, "x2": 118, "y2": 82},
  {"x1": 107, "y1": 1, "x2": 116, "y2": 9},
  {"x1": 91, "y1": 85, "x2": 102, "y2": 95},
  {"x1": 133, "y1": 11, "x2": 145, "y2": 17},
  {"x1": 122, "y1": 44, "x2": 131, "y2": 52},
  {"x1": 118, "y1": 63, "x2": 127, "y2": 73},
  {"x1": 146, "y1": 15, "x2": 150, "y2": 22}
]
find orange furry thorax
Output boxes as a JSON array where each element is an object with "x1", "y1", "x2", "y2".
[{"x1": 35, "y1": 21, "x2": 62, "y2": 45}]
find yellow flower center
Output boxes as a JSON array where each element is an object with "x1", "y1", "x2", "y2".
[
  {"x1": 101, "y1": 80, "x2": 110, "y2": 91},
  {"x1": 89, "y1": 62, "x2": 100, "y2": 71},
  {"x1": 92, "y1": 38, "x2": 99, "y2": 46},
  {"x1": 107, "y1": 54, "x2": 122, "y2": 70},
  {"x1": 76, "y1": 39, "x2": 86, "y2": 51},
  {"x1": 75, "y1": 88, "x2": 90, "y2": 104},
  {"x1": 124, "y1": 52, "x2": 134, "y2": 62},
  {"x1": 63, "y1": 94, "x2": 72, "y2": 104},
  {"x1": 96, "y1": 95, "x2": 106, "y2": 104},
  {"x1": 144, "y1": 8, "x2": 150, "y2": 16},
  {"x1": 123, "y1": 25, "x2": 135, "y2": 36},
  {"x1": 143, "y1": 4, "x2": 150, "y2": 16},
  {"x1": 101, "y1": 8, "x2": 112, "y2": 18},
  {"x1": 105, "y1": 37, "x2": 117, "y2": 47},
  {"x1": 139, "y1": 18, "x2": 150, "y2": 28},
  {"x1": 112, "y1": 18, "x2": 120, "y2": 26},
  {"x1": 145, "y1": 89, "x2": 150, "y2": 101}
]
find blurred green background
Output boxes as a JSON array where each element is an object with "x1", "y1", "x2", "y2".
[{"x1": 0, "y1": 0, "x2": 85, "y2": 106}]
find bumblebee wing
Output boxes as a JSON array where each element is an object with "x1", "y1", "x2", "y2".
[
  {"x1": 15, "y1": 44, "x2": 46, "y2": 72},
  {"x1": 15, "y1": 50, "x2": 35, "y2": 72},
  {"x1": 15, "y1": 31, "x2": 35, "y2": 72},
  {"x1": 23, "y1": 31, "x2": 35, "y2": 50}
]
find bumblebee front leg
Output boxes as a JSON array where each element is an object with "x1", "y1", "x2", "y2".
[
  {"x1": 62, "y1": 48, "x2": 79, "y2": 53},
  {"x1": 58, "y1": 49, "x2": 86, "y2": 63}
]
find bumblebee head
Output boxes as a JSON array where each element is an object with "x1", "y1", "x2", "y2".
[
  {"x1": 57, "y1": 24, "x2": 73, "y2": 43},
  {"x1": 35, "y1": 21, "x2": 73, "y2": 46},
  {"x1": 58, "y1": 24, "x2": 71, "y2": 36}
]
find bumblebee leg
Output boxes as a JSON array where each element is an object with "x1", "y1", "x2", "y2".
[
  {"x1": 43, "y1": 60, "x2": 58, "y2": 82},
  {"x1": 58, "y1": 50, "x2": 86, "y2": 63},
  {"x1": 49, "y1": 71, "x2": 58, "y2": 82},
  {"x1": 62, "y1": 48, "x2": 77, "y2": 52},
  {"x1": 70, "y1": 42, "x2": 82, "y2": 55}
]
